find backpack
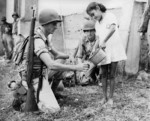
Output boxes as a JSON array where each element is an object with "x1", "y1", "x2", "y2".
[
  {"x1": 13, "y1": 35, "x2": 29, "y2": 65},
  {"x1": 14, "y1": 28, "x2": 47, "y2": 66}
]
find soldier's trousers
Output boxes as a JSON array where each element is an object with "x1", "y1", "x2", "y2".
[
  {"x1": 21, "y1": 70, "x2": 60, "y2": 113},
  {"x1": 2, "y1": 34, "x2": 14, "y2": 59}
]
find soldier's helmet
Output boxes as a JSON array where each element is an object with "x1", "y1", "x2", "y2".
[
  {"x1": 1, "y1": 16, "x2": 6, "y2": 21},
  {"x1": 39, "y1": 9, "x2": 61, "y2": 26},
  {"x1": 12, "y1": 12, "x2": 19, "y2": 18},
  {"x1": 83, "y1": 20, "x2": 95, "y2": 31}
]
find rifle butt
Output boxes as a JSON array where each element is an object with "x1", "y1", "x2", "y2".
[{"x1": 24, "y1": 86, "x2": 38, "y2": 112}]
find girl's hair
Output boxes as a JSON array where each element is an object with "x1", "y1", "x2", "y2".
[{"x1": 86, "y1": 2, "x2": 107, "y2": 15}]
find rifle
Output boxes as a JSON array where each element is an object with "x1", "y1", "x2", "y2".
[{"x1": 24, "y1": 6, "x2": 38, "y2": 112}]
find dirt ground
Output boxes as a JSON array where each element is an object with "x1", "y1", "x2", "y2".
[{"x1": 0, "y1": 57, "x2": 150, "y2": 121}]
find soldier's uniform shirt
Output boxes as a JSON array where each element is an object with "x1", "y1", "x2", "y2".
[
  {"x1": 12, "y1": 19, "x2": 21, "y2": 55},
  {"x1": 76, "y1": 35, "x2": 99, "y2": 85},
  {"x1": 76, "y1": 36, "x2": 98, "y2": 60},
  {"x1": 12, "y1": 19, "x2": 20, "y2": 35}
]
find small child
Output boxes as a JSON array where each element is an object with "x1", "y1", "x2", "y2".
[{"x1": 7, "y1": 80, "x2": 27, "y2": 111}]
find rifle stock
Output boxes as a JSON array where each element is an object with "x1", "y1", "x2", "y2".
[{"x1": 24, "y1": 7, "x2": 38, "y2": 112}]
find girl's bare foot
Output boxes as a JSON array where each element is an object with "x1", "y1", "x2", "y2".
[
  {"x1": 100, "y1": 98, "x2": 107, "y2": 105},
  {"x1": 106, "y1": 98, "x2": 113, "y2": 107}
]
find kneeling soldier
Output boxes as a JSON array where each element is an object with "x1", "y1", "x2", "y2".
[{"x1": 17, "y1": 9, "x2": 89, "y2": 113}]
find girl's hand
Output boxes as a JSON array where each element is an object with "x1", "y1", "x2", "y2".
[{"x1": 100, "y1": 43, "x2": 106, "y2": 50}]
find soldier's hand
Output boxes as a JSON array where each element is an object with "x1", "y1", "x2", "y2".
[
  {"x1": 76, "y1": 63, "x2": 89, "y2": 72},
  {"x1": 139, "y1": 33, "x2": 145, "y2": 40}
]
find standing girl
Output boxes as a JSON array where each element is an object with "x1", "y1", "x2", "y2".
[{"x1": 86, "y1": 2, "x2": 127, "y2": 107}]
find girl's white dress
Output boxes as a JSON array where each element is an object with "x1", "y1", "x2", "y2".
[{"x1": 95, "y1": 12, "x2": 127, "y2": 65}]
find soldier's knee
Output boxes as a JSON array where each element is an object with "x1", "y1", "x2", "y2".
[{"x1": 13, "y1": 91, "x2": 20, "y2": 99}]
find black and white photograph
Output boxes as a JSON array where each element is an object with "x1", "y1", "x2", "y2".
[{"x1": 0, "y1": 0, "x2": 150, "y2": 120}]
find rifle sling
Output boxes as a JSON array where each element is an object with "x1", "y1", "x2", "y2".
[{"x1": 36, "y1": 61, "x2": 43, "y2": 103}]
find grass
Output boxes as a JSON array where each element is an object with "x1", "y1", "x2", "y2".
[{"x1": 0, "y1": 59, "x2": 150, "y2": 121}]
